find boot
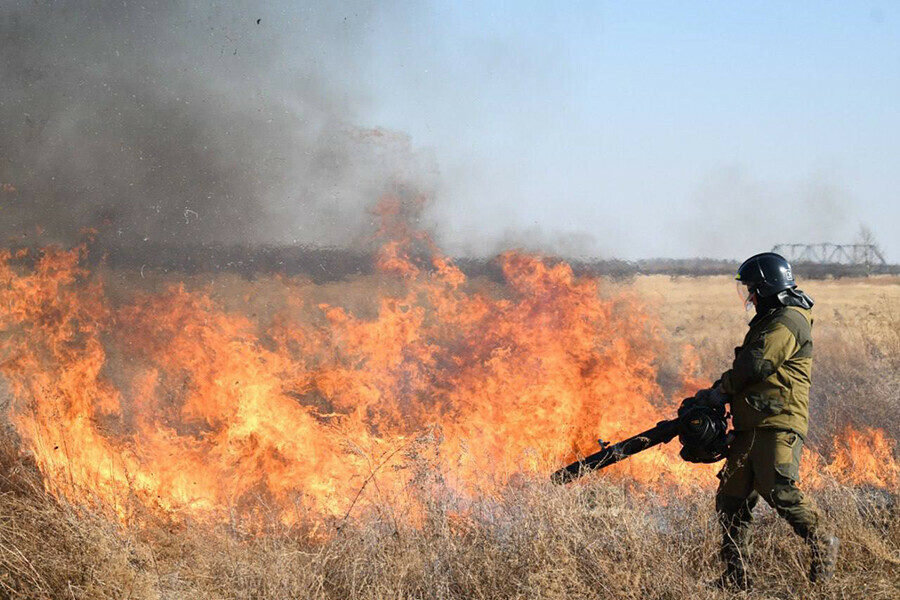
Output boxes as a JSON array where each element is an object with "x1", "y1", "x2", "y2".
[
  {"x1": 719, "y1": 540, "x2": 753, "y2": 590},
  {"x1": 716, "y1": 494, "x2": 757, "y2": 590},
  {"x1": 809, "y1": 534, "x2": 839, "y2": 583},
  {"x1": 717, "y1": 562, "x2": 753, "y2": 591}
]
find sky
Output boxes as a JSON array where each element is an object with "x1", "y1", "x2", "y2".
[
  {"x1": 358, "y1": 1, "x2": 899, "y2": 260},
  {"x1": 1, "y1": 1, "x2": 897, "y2": 261}
]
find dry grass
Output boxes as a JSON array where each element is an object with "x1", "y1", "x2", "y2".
[
  {"x1": 0, "y1": 422, "x2": 156, "y2": 599},
  {"x1": 1, "y1": 274, "x2": 899, "y2": 599},
  {"x1": 2, "y1": 429, "x2": 898, "y2": 599}
]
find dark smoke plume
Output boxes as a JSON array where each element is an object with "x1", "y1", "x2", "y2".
[{"x1": 0, "y1": 1, "x2": 433, "y2": 249}]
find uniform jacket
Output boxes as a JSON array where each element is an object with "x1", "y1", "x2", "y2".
[{"x1": 719, "y1": 306, "x2": 813, "y2": 438}]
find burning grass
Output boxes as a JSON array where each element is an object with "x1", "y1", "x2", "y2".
[
  {"x1": 1, "y1": 421, "x2": 899, "y2": 599},
  {"x1": 1, "y1": 203, "x2": 899, "y2": 596},
  {"x1": 0, "y1": 237, "x2": 701, "y2": 526}
]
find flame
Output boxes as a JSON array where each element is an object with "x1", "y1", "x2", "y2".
[
  {"x1": 0, "y1": 197, "x2": 896, "y2": 525},
  {"x1": 822, "y1": 426, "x2": 899, "y2": 488}
]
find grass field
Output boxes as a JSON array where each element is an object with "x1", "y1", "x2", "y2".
[
  {"x1": 1, "y1": 266, "x2": 898, "y2": 599},
  {"x1": 632, "y1": 275, "x2": 900, "y2": 447}
]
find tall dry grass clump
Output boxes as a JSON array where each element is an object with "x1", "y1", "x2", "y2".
[
  {"x1": 810, "y1": 294, "x2": 900, "y2": 446},
  {"x1": 0, "y1": 422, "x2": 155, "y2": 599}
]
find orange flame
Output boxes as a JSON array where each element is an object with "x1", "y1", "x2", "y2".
[
  {"x1": 0, "y1": 199, "x2": 896, "y2": 525},
  {"x1": 804, "y1": 425, "x2": 900, "y2": 490}
]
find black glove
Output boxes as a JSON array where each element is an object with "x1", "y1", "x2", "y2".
[
  {"x1": 679, "y1": 385, "x2": 729, "y2": 414},
  {"x1": 694, "y1": 386, "x2": 729, "y2": 409}
]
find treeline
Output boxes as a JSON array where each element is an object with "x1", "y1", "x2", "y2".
[{"x1": 9, "y1": 243, "x2": 899, "y2": 282}]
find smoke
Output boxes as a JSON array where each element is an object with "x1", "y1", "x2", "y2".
[
  {"x1": 445, "y1": 227, "x2": 603, "y2": 260},
  {"x1": 0, "y1": 1, "x2": 434, "y2": 249},
  {"x1": 680, "y1": 165, "x2": 858, "y2": 259}
]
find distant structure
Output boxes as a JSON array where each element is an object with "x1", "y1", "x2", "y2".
[{"x1": 771, "y1": 243, "x2": 887, "y2": 267}]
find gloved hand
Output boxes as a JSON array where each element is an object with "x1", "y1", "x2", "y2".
[
  {"x1": 679, "y1": 384, "x2": 730, "y2": 414},
  {"x1": 694, "y1": 385, "x2": 729, "y2": 409}
]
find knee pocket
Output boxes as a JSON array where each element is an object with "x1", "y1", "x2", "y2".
[{"x1": 773, "y1": 432, "x2": 803, "y2": 481}]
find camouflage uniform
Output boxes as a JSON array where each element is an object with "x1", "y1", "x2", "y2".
[{"x1": 715, "y1": 305, "x2": 834, "y2": 585}]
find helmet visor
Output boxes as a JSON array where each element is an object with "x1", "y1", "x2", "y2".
[{"x1": 736, "y1": 282, "x2": 755, "y2": 312}]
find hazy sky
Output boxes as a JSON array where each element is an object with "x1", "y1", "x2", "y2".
[
  {"x1": 358, "y1": 1, "x2": 899, "y2": 260},
  {"x1": 2, "y1": 2, "x2": 897, "y2": 261}
]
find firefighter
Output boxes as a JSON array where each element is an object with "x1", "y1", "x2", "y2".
[{"x1": 691, "y1": 252, "x2": 839, "y2": 589}]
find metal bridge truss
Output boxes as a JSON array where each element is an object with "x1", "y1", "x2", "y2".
[{"x1": 771, "y1": 243, "x2": 887, "y2": 266}]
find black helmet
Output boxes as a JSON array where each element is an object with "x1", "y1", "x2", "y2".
[{"x1": 736, "y1": 252, "x2": 795, "y2": 298}]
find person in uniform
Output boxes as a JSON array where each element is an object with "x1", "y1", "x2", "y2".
[{"x1": 687, "y1": 252, "x2": 839, "y2": 589}]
